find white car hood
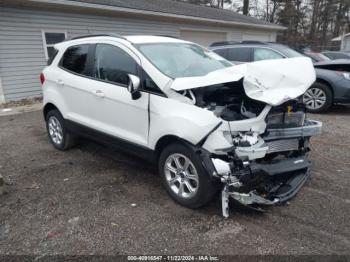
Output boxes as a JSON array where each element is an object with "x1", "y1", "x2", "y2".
[{"x1": 169, "y1": 57, "x2": 316, "y2": 106}]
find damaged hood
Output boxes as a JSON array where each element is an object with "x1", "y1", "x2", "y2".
[{"x1": 169, "y1": 57, "x2": 316, "y2": 106}]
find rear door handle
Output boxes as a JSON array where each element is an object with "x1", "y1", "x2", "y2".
[
  {"x1": 92, "y1": 90, "x2": 105, "y2": 98},
  {"x1": 56, "y1": 79, "x2": 64, "y2": 87}
]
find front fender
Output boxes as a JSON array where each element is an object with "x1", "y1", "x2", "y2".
[{"x1": 148, "y1": 95, "x2": 226, "y2": 150}]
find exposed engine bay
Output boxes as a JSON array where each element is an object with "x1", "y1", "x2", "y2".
[{"x1": 181, "y1": 80, "x2": 266, "y2": 121}]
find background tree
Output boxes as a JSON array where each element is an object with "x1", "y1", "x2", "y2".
[{"x1": 174, "y1": 0, "x2": 350, "y2": 51}]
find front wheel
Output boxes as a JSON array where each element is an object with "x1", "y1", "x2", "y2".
[
  {"x1": 302, "y1": 83, "x2": 333, "y2": 113},
  {"x1": 158, "y1": 143, "x2": 218, "y2": 208}
]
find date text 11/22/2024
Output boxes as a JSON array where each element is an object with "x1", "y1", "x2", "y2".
[{"x1": 127, "y1": 255, "x2": 219, "y2": 261}]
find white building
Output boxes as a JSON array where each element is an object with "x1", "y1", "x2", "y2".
[
  {"x1": 0, "y1": 0, "x2": 284, "y2": 103},
  {"x1": 332, "y1": 33, "x2": 350, "y2": 52}
]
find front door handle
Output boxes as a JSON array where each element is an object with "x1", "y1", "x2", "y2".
[{"x1": 92, "y1": 90, "x2": 105, "y2": 98}]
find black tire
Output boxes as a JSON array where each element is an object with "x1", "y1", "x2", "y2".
[
  {"x1": 45, "y1": 109, "x2": 77, "y2": 151},
  {"x1": 158, "y1": 143, "x2": 218, "y2": 208},
  {"x1": 303, "y1": 82, "x2": 333, "y2": 113}
]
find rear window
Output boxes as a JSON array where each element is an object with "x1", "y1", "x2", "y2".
[
  {"x1": 47, "y1": 48, "x2": 58, "y2": 65},
  {"x1": 226, "y1": 47, "x2": 252, "y2": 62},
  {"x1": 61, "y1": 44, "x2": 90, "y2": 75}
]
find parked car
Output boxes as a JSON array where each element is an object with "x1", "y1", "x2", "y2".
[
  {"x1": 321, "y1": 51, "x2": 350, "y2": 60},
  {"x1": 306, "y1": 59, "x2": 350, "y2": 108},
  {"x1": 304, "y1": 52, "x2": 331, "y2": 63},
  {"x1": 42, "y1": 35, "x2": 321, "y2": 218},
  {"x1": 211, "y1": 41, "x2": 350, "y2": 112},
  {"x1": 209, "y1": 41, "x2": 304, "y2": 64}
]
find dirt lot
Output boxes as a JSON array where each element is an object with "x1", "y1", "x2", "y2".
[{"x1": 0, "y1": 106, "x2": 349, "y2": 256}]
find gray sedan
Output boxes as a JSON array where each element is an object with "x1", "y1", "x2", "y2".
[
  {"x1": 211, "y1": 42, "x2": 350, "y2": 112},
  {"x1": 304, "y1": 60, "x2": 350, "y2": 112}
]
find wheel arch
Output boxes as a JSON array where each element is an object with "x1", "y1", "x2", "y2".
[
  {"x1": 154, "y1": 135, "x2": 193, "y2": 161},
  {"x1": 43, "y1": 103, "x2": 60, "y2": 120},
  {"x1": 314, "y1": 78, "x2": 334, "y2": 100}
]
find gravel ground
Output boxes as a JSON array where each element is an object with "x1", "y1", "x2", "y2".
[{"x1": 0, "y1": 106, "x2": 349, "y2": 256}]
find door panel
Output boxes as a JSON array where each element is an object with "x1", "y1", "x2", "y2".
[
  {"x1": 59, "y1": 71, "x2": 95, "y2": 125},
  {"x1": 89, "y1": 81, "x2": 149, "y2": 146},
  {"x1": 58, "y1": 44, "x2": 94, "y2": 126},
  {"x1": 89, "y1": 43, "x2": 149, "y2": 147}
]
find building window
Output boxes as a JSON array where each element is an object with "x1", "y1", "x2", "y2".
[{"x1": 42, "y1": 30, "x2": 67, "y2": 60}]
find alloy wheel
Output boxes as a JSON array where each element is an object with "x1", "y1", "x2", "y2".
[
  {"x1": 164, "y1": 153, "x2": 199, "y2": 199},
  {"x1": 303, "y1": 88, "x2": 327, "y2": 110}
]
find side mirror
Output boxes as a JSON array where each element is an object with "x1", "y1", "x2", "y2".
[{"x1": 127, "y1": 74, "x2": 141, "y2": 100}]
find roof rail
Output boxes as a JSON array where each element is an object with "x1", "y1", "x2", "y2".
[
  {"x1": 241, "y1": 41, "x2": 267, "y2": 44},
  {"x1": 70, "y1": 33, "x2": 127, "y2": 41},
  {"x1": 156, "y1": 35, "x2": 179, "y2": 39},
  {"x1": 209, "y1": 41, "x2": 238, "y2": 47},
  {"x1": 210, "y1": 40, "x2": 270, "y2": 47}
]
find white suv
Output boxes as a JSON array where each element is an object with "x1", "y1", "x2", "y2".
[{"x1": 42, "y1": 34, "x2": 322, "y2": 217}]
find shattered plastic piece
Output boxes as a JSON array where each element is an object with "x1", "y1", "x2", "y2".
[
  {"x1": 0, "y1": 175, "x2": 4, "y2": 196},
  {"x1": 221, "y1": 186, "x2": 230, "y2": 219},
  {"x1": 131, "y1": 203, "x2": 137, "y2": 207},
  {"x1": 68, "y1": 217, "x2": 80, "y2": 225},
  {"x1": 25, "y1": 182, "x2": 40, "y2": 190}
]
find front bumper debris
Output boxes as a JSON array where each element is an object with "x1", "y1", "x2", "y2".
[
  {"x1": 220, "y1": 159, "x2": 311, "y2": 218},
  {"x1": 214, "y1": 120, "x2": 321, "y2": 218}
]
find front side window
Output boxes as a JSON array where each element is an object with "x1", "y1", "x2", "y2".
[
  {"x1": 93, "y1": 44, "x2": 138, "y2": 86},
  {"x1": 136, "y1": 43, "x2": 231, "y2": 78},
  {"x1": 42, "y1": 31, "x2": 66, "y2": 60},
  {"x1": 61, "y1": 45, "x2": 90, "y2": 75},
  {"x1": 253, "y1": 48, "x2": 284, "y2": 61},
  {"x1": 226, "y1": 47, "x2": 252, "y2": 62}
]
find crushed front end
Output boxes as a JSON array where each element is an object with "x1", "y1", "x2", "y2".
[{"x1": 208, "y1": 101, "x2": 322, "y2": 218}]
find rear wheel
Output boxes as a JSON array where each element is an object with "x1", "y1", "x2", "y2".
[
  {"x1": 45, "y1": 110, "x2": 77, "y2": 151},
  {"x1": 303, "y1": 82, "x2": 333, "y2": 113},
  {"x1": 158, "y1": 143, "x2": 218, "y2": 208}
]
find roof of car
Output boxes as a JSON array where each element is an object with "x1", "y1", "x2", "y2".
[
  {"x1": 322, "y1": 51, "x2": 348, "y2": 54},
  {"x1": 210, "y1": 41, "x2": 284, "y2": 49},
  {"x1": 56, "y1": 34, "x2": 191, "y2": 48},
  {"x1": 314, "y1": 59, "x2": 350, "y2": 66},
  {"x1": 67, "y1": 0, "x2": 284, "y2": 29},
  {"x1": 125, "y1": 35, "x2": 189, "y2": 44}
]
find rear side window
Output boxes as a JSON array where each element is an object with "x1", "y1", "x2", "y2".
[
  {"x1": 93, "y1": 44, "x2": 138, "y2": 86},
  {"x1": 61, "y1": 45, "x2": 90, "y2": 75},
  {"x1": 226, "y1": 47, "x2": 252, "y2": 62},
  {"x1": 324, "y1": 52, "x2": 350, "y2": 60},
  {"x1": 47, "y1": 48, "x2": 58, "y2": 65},
  {"x1": 213, "y1": 48, "x2": 228, "y2": 59},
  {"x1": 253, "y1": 48, "x2": 284, "y2": 61}
]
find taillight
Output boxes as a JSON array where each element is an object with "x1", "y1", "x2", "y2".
[{"x1": 40, "y1": 73, "x2": 45, "y2": 85}]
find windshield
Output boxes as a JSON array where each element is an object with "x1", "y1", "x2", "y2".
[
  {"x1": 317, "y1": 53, "x2": 332, "y2": 61},
  {"x1": 136, "y1": 43, "x2": 232, "y2": 78},
  {"x1": 274, "y1": 45, "x2": 304, "y2": 58}
]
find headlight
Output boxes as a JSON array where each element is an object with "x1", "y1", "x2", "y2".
[
  {"x1": 342, "y1": 72, "x2": 350, "y2": 81},
  {"x1": 336, "y1": 72, "x2": 350, "y2": 81}
]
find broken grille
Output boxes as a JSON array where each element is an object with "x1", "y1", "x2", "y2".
[{"x1": 266, "y1": 139, "x2": 299, "y2": 154}]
